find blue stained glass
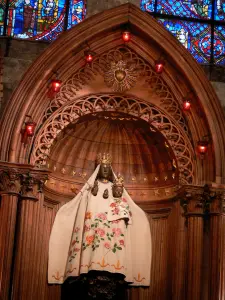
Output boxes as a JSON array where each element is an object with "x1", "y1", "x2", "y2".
[
  {"x1": 140, "y1": 0, "x2": 155, "y2": 12},
  {"x1": 7, "y1": 0, "x2": 67, "y2": 41},
  {"x1": 158, "y1": 19, "x2": 211, "y2": 63},
  {"x1": 215, "y1": 0, "x2": 225, "y2": 20},
  {"x1": 214, "y1": 25, "x2": 225, "y2": 64},
  {"x1": 67, "y1": 0, "x2": 86, "y2": 29},
  {"x1": 0, "y1": 0, "x2": 6, "y2": 35},
  {"x1": 157, "y1": 0, "x2": 212, "y2": 19}
]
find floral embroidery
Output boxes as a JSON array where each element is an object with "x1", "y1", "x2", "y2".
[
  {"x1": 85, "y1": 212, "x2": 92, "y2": 219},
  {"x1": 68, "y1": 227, "x2": 80, "y2": 263},
  {"x1": 82, "y1": 211, "x2": 125, "y2": 254}
]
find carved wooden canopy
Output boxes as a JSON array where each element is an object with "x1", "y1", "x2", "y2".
[{"x1": 0, "y1": 4, "x2": 224, "y2": 201}]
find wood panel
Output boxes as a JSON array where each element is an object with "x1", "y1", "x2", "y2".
[
  {"x1": 0, "y1": 194, "x2": 18, "y2": 299},
  {"x1": 11, "y1": 195, "x2": 61, "y2": 300}
]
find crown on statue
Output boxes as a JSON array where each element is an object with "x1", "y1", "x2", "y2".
[
  {"x1": 113, "y1": 174, "x2": 124, "y2": 187},
  {"x1": 97, "y1": 153, "x2": 112, "y2": 165}
]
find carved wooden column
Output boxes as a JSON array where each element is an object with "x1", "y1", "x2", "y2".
[
  {"x1": 180, "y1": 187, "x2": 204, "y2": 300},
  {"x1": 208, "y1": 186, "x2": 225, "y2": 300},
  {"x1": 11, "y1": 171, "x2": 61, "y2": 300},
  {"x1": 170, "y1": 200, "x2": 187, "y2": 300},
  {"x1": 0, "y1": 169, "x2": 20, "y2": 300}
]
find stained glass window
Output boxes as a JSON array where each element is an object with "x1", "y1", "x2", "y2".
[
  {"x1": 5, "y1": 0, "x2": 85, "y2": 41},
  {"x1": 67, "y1": 0, "x2": 85, "y2": 29},
  {"x1": 215, "y1": 0, "x2": 225, "y2": 20},
  {"x1": 0, "y1": 0, "x2": 6, "y2": 35},
  {"x1": 158, "y1": 19, "x2": 211, "y2": 63},
  {"x1": 140, "y1": 0, "x2": 155, "y2": 12},
  {"x1": 214, "y1": 25, "x2": 225, "y2": 64},
  {"x1": 141, "y1": 0, "x2": 225, "y2": 65},
  {"x1": 157, "y1": 0, "x2": 212, "y2": 19}
]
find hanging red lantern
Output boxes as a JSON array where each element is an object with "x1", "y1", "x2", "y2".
[
  {"x1": 122, "y1": 31, "x2": 131, "y2": 42},
  {"x1": 25, "y1": 121, "x2": 36, "y2": 137},
  {"x1": 183, "y1": 99, "x2": 191, "y2": 111},
  {"x1": 197, "y1": 141, "x2": 208, "y2": 156},
  {"x1": 85, "y1": 50, "x2": 94, "y2": 63},
  {"x1": 50, "y1": 79, "x2": 62, "y2": 93},
  {"x1": 155, "y1": 59, "x2": 165, "y2": 74}
]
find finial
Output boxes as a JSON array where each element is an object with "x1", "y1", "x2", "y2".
[
  {"x1": 97, "y1": 153, "x2": 112, "y2": 165},
  {"x1": 113, "y1": 174, "x2": 124, "y2": 187}
]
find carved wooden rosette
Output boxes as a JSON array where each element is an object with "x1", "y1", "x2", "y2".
[{"x1": 0, "y1": 164, "x2": 49, "y2": 300}]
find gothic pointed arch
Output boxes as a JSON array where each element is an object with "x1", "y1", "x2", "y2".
[{"x1": 0, "y1": 3, "x2": 224, "y2": 186}]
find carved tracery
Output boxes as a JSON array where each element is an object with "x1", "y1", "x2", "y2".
[
  {"x1": 43, "y1": 46, "x2": 190, "y2": 136},
  {"x1": 32, "y1": 94, "x2": 195, "y2": 184}
]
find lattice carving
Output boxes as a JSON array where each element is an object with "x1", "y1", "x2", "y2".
[
  {"x1": 43, "y1": 46, "x2": 190, "y2": 135},
  {"x1": 32, "y1": 94, "x2": 195, "y2": 184}
]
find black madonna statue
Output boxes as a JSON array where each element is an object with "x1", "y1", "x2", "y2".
[{"x1": 48, "y1": 153, "x2": 152, "y2": 299}]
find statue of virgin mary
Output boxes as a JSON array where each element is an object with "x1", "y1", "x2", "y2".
[{"x1": 48, "y1": 153, "x2": 152, "y2": 289}]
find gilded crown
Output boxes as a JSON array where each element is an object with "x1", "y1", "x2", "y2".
[
  {"x1": 113, "y1": 174, "x2": 124, "y2": 187},
  {"x1": 97, "y1": 153, "x2": 112, "y2": 165}
]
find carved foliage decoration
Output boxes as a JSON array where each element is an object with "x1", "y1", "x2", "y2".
[
  {"x1": 32, "y1": 94, "x2": 195, "y2": 184},
  {"x1": 43, "y1": 46, "x2": 190, "y2": 135}
]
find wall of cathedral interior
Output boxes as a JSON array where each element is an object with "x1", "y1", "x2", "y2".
[{"x1": 0, "y1": 1, "x2": 225, "y2": 300}]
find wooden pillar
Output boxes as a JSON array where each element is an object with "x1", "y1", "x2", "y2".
[
  {"x1": 170, "y1": 200, "x2": 187, "y2": 300},
  {"x1": 180, "y1": 187, "x2": 205, "y2": 300},
  {"x1": 11, "y1": 172, "x2": 61, "y2": 300},
  {"x1": 208, "y1": 188, "x2": 225, "y2": 300},
  {"x1": 0, "y1": 170, "x2": 20, "y2": 300}
]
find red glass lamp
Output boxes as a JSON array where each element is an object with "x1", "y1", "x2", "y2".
[
  {"x1": 25, "y1": 122, "x2": 36, "y2": 137},
  {"x1": 155, "y1": 59, "x2": 165, "y2": 74},
  {"x1": 122, "y1": 31, "x2": 131, "y2": 42},
  {"x1": 50, "y1": 79, "x2": 62, "y2": 93},
  {"x1": 21, "y1": 119, "x2": 36, "y2": 144},
  {"x1": 197, "y1": 141, "x2": 208, "y2": 156},
  {"x1": 183, "y1": 99, "x2": 191, "y2": 111},
  {"x1": 84, "y1": 50, "x2": 95, "y2": 63}
]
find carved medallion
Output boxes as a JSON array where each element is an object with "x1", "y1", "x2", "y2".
[{"x1": 104, "y1": 60, "x2": 138, "y2": 92}]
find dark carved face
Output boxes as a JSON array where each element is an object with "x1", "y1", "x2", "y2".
[
  {"x1": 113, "y1": 186, "x2": 123, "y2": 198},
  {"x1": 99, "y1": 164, "x2": 112, "y2": 180}
]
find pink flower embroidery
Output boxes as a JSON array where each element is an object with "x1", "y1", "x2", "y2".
[
  {"x1": 69, "y1": 250, "x2": 72, "y2": 256},
  {"x1": 74, "y1": 248, "x2": 80, "y2": 252},
  {"x1": 86, "y1": 235, "x2": 95, "y2": 245},
  {"x1": 71, "y1": 240, "x2": 76, "y2": 246},
  {"x1": 74, "y1": 227, "x2": 80, "y2": 233},
  {"x1": 96, "y1": 228, "x2": 105, "y2": 237},
  {"x1": 97, "y1": 213, "x2": 107, "y2": 220},
  {"x1": 104, "y1": 242, "x2": 111, "y2": 249},
  {"x1": 112, "y1": 228, "x2": 122, "y2": 237},
  {"x1": 122, "y1": 198, "x2": 127, "y2": 203},
  {"x1": 110, "y1": 203, "x2": 117, "y2": 208},
  {"x1": 84, "y1": 224, "x2": 90, "y2": 232},
  {"x1": 119, "y1": 240, "x2": 125, "y2": 246},
  {"x1": 112, "y1": 207, "x2": 120, "y2": 215}
]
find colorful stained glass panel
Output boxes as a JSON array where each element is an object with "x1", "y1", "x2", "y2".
[
  {"x1": 0, "y1": 0, "x2": 6, "y2": 35},
  {"x1": 157, "y1": 0, "x2": 212, "y2": 19},
  {"x1": 214, "y1": 25, "x2": 225, "y2": 64},
  {"x1": 158, "y1": 19, "x2": 211, "y2": 63},
  {"x1": 6, "y1": 0, "x2": 67, "y2": 41},
  {"x1": 67, "y1": 0, "x2": 86, "y2": 29},
  {"x1": 140, "y1": 0, "x2": 155, "y2": 12},
  {"x1": 215, "y1": 0, "x2": 225, "y2": 20}
]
